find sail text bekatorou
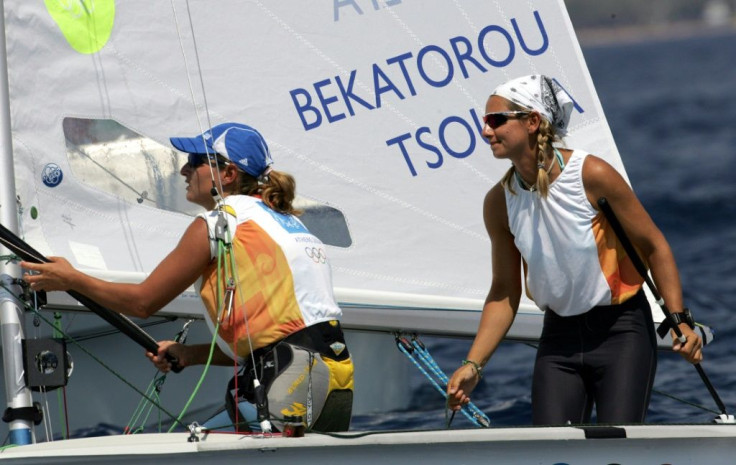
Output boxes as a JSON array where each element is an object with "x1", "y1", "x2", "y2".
[{"x1": 288, "y1": 11, "x2": 568, "y2": 177}]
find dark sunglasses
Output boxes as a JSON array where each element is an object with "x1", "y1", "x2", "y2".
[
  {"x1": 483, "y1": 111, "x2": 530, "y2": 129},
  {"x1": 187, "y1": 153, "x2": 230, "y2": 168}
]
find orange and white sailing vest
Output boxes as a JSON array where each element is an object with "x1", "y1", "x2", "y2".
[
  {"x1": 196, "y1": 195, "x2": 342, "y2": 361},
  {"x1": 505, "y1": 150, "x2": 644, "y2": 316}
]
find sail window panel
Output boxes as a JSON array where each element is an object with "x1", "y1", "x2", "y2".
[
  {"x1": 294, "y1": 198, "x2": 352, "y2": 248},
  {"x1": 63, "y1": 117, "x2": 352, "y2": 247},
  {"x1": 63, "y1": 117, "x2": 199, "y2": 216}
]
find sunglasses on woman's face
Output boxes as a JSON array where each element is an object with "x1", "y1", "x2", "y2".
[
  {"x1": 483, "y1": 111, "x2": 530, "y2": 129},
  {"x1": 187, "y1": 153, "x2": 229, "y2": 168}
]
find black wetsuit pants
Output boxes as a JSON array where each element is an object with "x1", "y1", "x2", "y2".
[{"x1": 532, "y1": 290, "x2": 657, "y2": 425}]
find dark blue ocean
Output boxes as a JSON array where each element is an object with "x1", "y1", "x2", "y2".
[{"x1": 351, "y1": 30, "x2": 736, "y2": 431}]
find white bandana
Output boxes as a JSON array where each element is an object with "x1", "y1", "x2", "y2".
[{"x1": 492, "y1": 75, "x2": 574, "y2": 136}]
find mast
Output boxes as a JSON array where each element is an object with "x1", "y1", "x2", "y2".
[{"x1": 0, "y1": 0, "x2": 35, "y2": 446}]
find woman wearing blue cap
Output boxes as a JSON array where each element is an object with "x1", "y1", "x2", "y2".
[
  {"x1": 22, "y1": 122, "x2": 354, "y2": 433},
  {"x1": 445, "y1": 75, "x2": 702, "y2": 425}
]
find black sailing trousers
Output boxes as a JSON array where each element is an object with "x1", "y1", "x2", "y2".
[{"x1": 532, "y1": 289, "x2": 657, "y2": 425}]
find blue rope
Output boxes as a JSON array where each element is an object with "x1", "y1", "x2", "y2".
[
  {"x1": 396, "y1": 336, "x2": 490, "y2": 428},
  {"x1": 411, "y1": 340, "x2": 448, "y2": 381},
  {"x1": 397, "y1": 341, "x2": 448, "y2": 398},
  {"x1": 410, "y1": 339, "x2": 490, "y2": 427}
]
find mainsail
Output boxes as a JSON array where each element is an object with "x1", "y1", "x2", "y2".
[
  {"x1": 6, "y1": 0, "x2": 624, "y2": 311},
  {"x1": 0, "y1": 0, "x2": 660, "y2": 442}
]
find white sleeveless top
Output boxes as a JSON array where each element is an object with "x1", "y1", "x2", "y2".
[{"x1": 504, "y1": 150, "x2": 643, "y2": 316}]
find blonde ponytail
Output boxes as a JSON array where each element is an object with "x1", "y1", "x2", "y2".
[
  {"x1": 236, "y1": 169, "x2": 300, "y2": 215},
  {"x1": 261, "y1": 170, "x2": 300, "y2": 215},
  {"x1": 534, "y1": 119, "x2": 555, "y2": 198}
]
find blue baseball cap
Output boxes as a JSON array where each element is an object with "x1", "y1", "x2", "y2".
[{"x1": 170, "y1": 122, "x2": 273, "y2": 177}]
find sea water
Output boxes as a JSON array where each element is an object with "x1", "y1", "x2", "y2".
[{"x1": 351, "y1": 30, "x2": 736, "y2": 431}]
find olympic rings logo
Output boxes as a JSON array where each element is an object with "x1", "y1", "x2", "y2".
[{"x1": 305, "y1": 247, "x2": 327, "y2": 264}]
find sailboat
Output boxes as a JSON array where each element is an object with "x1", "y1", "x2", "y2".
[{"x1": 1, "y1": 0, "x2": 735, "y2": 463}]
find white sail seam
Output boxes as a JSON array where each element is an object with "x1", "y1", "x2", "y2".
[
  {"x1": 269, "y1": 139, "x2": 486, "y2": 240},
  {"x1": 333, "y1": 265, "x2": 486, "y2": 297}
]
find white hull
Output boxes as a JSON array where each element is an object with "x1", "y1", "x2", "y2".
[
  {"x1": 0, "y1": 314, "x2": 413, "y2": 439},
  {"x1": 1, "y1": 425, "x2": 736, "y2": 465},
  {"x1": 0, "y1": 294, "x2": 715, "y2": 439}
]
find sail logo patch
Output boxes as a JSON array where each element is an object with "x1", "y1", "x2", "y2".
[
  {"x1": 45, "y1": 0, "x2": 115, "y2": 55},
  {"x1": 42, "y1": 163, "x2": 63, "y2": 187}
]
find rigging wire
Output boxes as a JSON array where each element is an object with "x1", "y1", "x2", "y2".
[
  {"x1": 69, "y1": 146, "x2": 155, "y2": 207},
  {"x1": 39, "y1": 392, "x2": 52, "y2": 441},
  {"x1": 0, "y1": 278, "x2": 186, "y2": 429},
  {"x1": 125, "y1": 319, "x2": 195, "y2": 434},
  {"x1": 165, "y1": 316, "x2": 223, "y2": 432},
  {"x1": 652, "y1": 388, "x2": 720, "y2": 416},
  {"x1": 171, "y1": 0, "x2": 214, "y2": 135},
  {"x1": 61, "y1": 318, "x2": 181, "y2": 344},
  {"x1": 156, "y1": 0, "x2": 277, "y2": 417},
  {"x1": 52, "y1": 312, "x2": 70, "y2": 440},
  {"x1": 67, "y1": 145, "x2": 195, "y2": 217},
  {"x1": 170, "y1": 0, "x2": 229, "y2": 196},
  {"x1": 225, "y1": 234, "x2": 272, "y2": 433},
  {"x1": 29, "y1": 295, "x2": 53, "y2": 442}
]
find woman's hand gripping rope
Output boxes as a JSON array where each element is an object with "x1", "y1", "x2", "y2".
[
  {"x1": 446, "y1": 360, "x2": 482, "y2": 411},
  {"x1": 146, "y1": 341, "x2": 187, "y2": 373}
]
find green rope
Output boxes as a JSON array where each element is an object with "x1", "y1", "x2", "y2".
[
  {"x1": 2, "y1": 222, "x2": 240, "y2": 435},
  {"x1": 30, "y1": 307, "x2": 183, "y2": 426},
  {"x1": 165, "y1": 323, "x2": 221, "y2": 432},
  {"x1": 163, "y1": 208, "x2": 255, "y2": 434},
  {"x1": 125, "y1": 376, "x2": 166, "y2": 433},
  {"x1": 0, "y1": 281, "x2": 185, "y2": 429},
  {"x1": 0, "y1": 254, "x2": 19, "y2": 264},
  {"x1": 164, "y1": 227, "x2": 234, "y2": 433},
  {"x1": 125, "y1": 320, "x2": 195, "y2": 434}
]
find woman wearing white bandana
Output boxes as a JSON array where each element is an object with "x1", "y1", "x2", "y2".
[{"x1": 447, "y1": 75, "x2": 702, "y2": 425}]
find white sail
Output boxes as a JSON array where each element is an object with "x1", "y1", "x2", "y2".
[{"x1": 7, "y1": 0, "x2": 622, "y2": 317}]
